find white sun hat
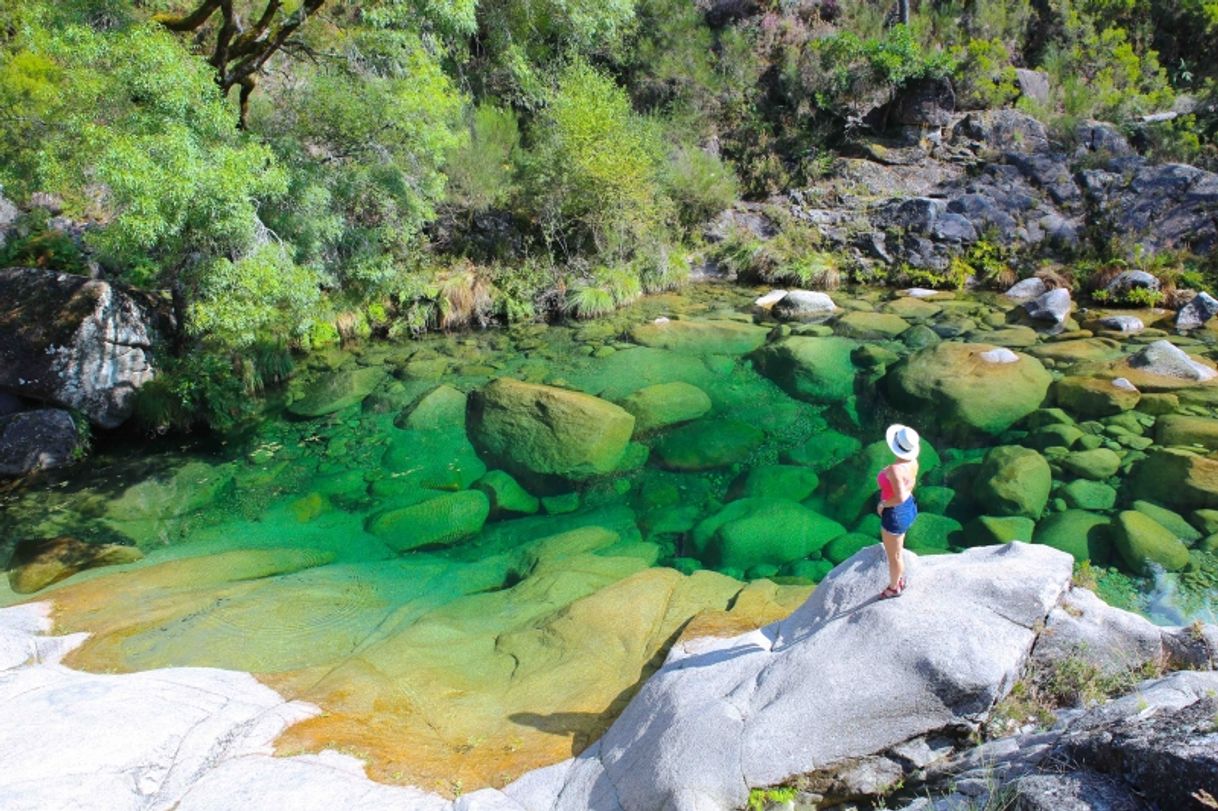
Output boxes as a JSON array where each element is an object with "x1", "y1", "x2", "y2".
[{"x1": 885, "y1": 424, "x2": 920, "y2": 460}]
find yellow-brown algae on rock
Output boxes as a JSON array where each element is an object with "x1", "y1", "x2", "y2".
[{"x1": 7, "y1": 536, "x2": 143, "y2": 594}]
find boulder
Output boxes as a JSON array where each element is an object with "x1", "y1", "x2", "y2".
[
  {"x1": 752, "y1": 290, "x2": 787, "y2": 311},
  {"x1": 1103, "y1": 270, "x2": 1160, "y2": 302},
  {"x1": 7, "y1": 536, "x2": 143, "y2": 594},
  {"x1": 628, "y1": 319, "x2": 769, "y2": 355},
  {"x1": 398, "y1": 385, "x2": 466, "y2": 431},
  {"x1": 0, "y1": 409, "x2": 82, "y2": 477},
  {"x1": 617, "y1": 382, "x2": 712, "y2": 435},
  {"x1": 1125, "y1": 339, "x2": 1217, "y2": 383},
  {"x1": 780, "y1": 430, "x2": 862, "y2": 472},
  {"x1": 467, "y1": 378, "x2": 635, "y2": 481},
  {"x1": 1033, "y1": 510, "x2": 1113, "y2": 563},
  {"x1": 886, "y1": 343, "x2": 1052, "y2": 435},
  {"x1": 973, "y1": 446, "x2": 1052, "y2": 519},
  {"x1": 822, "y1": 440, "x2": 941, "y2": 527},
  {"x1": 473, "y1": 470, "x2": 539, "y2": 516},
  {"x1": 1059, "y1": 480, "x2": 1117, "y2": 511},
  {"x1": 1130, "y1": 500, "x2": 1201, "y2": 545},
  {"x1": 1112, "y1": 510, "x2": 1191, "y2": 574},
  {"x1": 822, "y1": 532, "x2": 876, "y2": 565},
  {"x1": 1014, "y1": 68, "x2": 1050, "y2": 105},
  {"x1": 289, "y1": 368, "x2": 387, "y2": 418},
  {"x1": 365, "y1": 490, "x2": 491, "y2": 552},
  {"x1": 834, "y1": 311, "x2": 910, "y2": 340},
  {"x1": 962, "y1": 515, "x2": 1035, "y2": 546},
  {"x1": 1096, "y1": 315, "x2": 1144, "y2": 334},
  {"x1": 751, "y1": 336, "x2": 859, "y2": 406},
  {"x1": 1156, "y1": 414, "x2": 1218, "y2": 450},
  {"x1": 690, "y1": 498, "x2": 845, "y2": 570},
  {"x1": 1004, "y1": 277, "x2": 1047, "y2": 302},
  {"x1": 730, "y1": 465, "x2": 819, "y2": 502},
  {"x1": 1024, "y1": 288, "x2": 1072, "y2": 328},
  {"x1": 771, "y1": 291, "x2": 837, "y2": 321},
  {"x1": 905, "y1": 513, "x2": 963, "y2": 552},
  {"x1": 0, "y1": 267, "x2": 168, "y2": 427},
  {"x1": 652, "y1": 419, "x2": 765, "y2": 471},
  {"x1": 1176, "y1": 291, "x2": 1218, "y2": 331},
  {"x1": 1061, "y1": 448, "x2": 1121, "y2": 480},
  {"x1": 1053, "y1": 376, "x2": 1140, "y2": 417},
  {"x1": 523, "y1": 542, "x2": 1074, "y2": 811},
  {"x1": 1128, "y1": 448, "x2": 1218, "y2": 510}
]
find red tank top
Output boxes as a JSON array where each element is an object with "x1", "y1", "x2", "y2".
[{"x1": 878, "y1": 469, "x2": 897, "y2": 502}]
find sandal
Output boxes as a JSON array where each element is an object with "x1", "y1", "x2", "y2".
[{"x1": 879, "y1": 583, "x2": 904, "y2": 599}]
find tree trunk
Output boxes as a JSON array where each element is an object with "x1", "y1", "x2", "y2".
[{"x1": 899, "y1": 0, "x2": 910, "y2": 25}]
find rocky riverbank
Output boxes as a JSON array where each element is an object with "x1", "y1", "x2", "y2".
[{"x1": 2, "y1": 543, "x2": 1214, "y2": 810}]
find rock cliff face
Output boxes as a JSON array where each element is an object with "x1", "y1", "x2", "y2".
[
  {"x1": 723, "y1": 110, "x2": 1218, "y2": 273},
  {"x1": 0, "y1": 267, "x2": 170, "y2": 429}
]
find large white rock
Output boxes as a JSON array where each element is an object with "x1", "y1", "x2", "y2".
[{"x1": 516, "y1": 543, "x2": 1074, "y2": 810}]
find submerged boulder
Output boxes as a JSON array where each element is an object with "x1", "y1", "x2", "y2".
[
  {"x1": 617, "y1": 382, "x2": 712, "y2": 434},
  {"x1": 467, "y1": 378, "x2": 635, "y2": 482},
  {"x1": 289, "y1": 367, "x2": 387, "y2": 418},
  {"x1": 365, "y1": 490, "x2": 490, "y2": 552},
  {"x1": 652, "y1": 418, "x2": 765, "y2": 471},
  {"x1": 886, "y1": 343, "x2": 1052, "y2": 435},
  {"x1": 973, "y1": 446, "x2": 1052, "y2": 519},
  {"x1": 1122, "y1": 339, "x2": 1217, "y2": 387},
  {"x1": 7, "y1": 536, "x2": 143, "y2": 594},
  {"x1": 1112, "y1": 510, "x2": 1191, "y2": 574},
  {"x1": 1033, "y1": 509, "x2": 1112, "y2": 563},
  {"x1": 1053, "y1": 376, "x2": 1140, "y2": 417},
  {"x1": 751, "y1": 336, "x2": 859, "y2": 406},
  {"x1": 628, "y1": 318, "x2": 768, "y2": 355},
  {"x1": 690, "y1": 498, "x2": 845, "y2": 571},
  {"x1": 1129, "y1": 448, "x2": 1218, "y2": 510},
  {"x1": 0, "y1": 267, "x2": 168, "y2": 427}
]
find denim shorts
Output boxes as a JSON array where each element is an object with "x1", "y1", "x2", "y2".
[{"x1": 881, "y1": 496, "x2": 918, "y2": 535}]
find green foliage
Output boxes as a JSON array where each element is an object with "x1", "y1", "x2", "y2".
[
  {"x1": 901, "y1": 259, "x2": 973, "y2": 290},
  {"x1": 134, "y1": 351, "x2": 258, "y2": 433},
  {"x1": 185, "y1": 244, "x2": 321, "y2": 350},
  {"x1": 445, "y1": 103, "x2": 522, "y2": 212},
  {"x1": 565, "y1": 282, "x2": 616, "y2": 319},
  {"x1": 661, "y1": 146, "x2": 740, "y2": 231},
  {"x1": 0, "y1": 10, "x2": 284, "y2": 275},
  {"x1": 0, "y1": 211, "x2": 89, "y2": 275},
  {"x1": 953, "y1": 38, "x2": 1019, "y2": 109},
  {"x1": 747, "y1": 786, "x2": 796, "y2": 811},
  {"x1": 526, "y1": 58, "x2": 669, "y2": 256}
]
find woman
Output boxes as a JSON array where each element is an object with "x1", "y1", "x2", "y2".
[{"x1": 876, "y1": 423, "x2": 920, "y2": 599}]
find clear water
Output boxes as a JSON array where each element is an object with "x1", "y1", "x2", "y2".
[{"x1": 1, "y1": 283, "x2": 1215, "y2": 792}]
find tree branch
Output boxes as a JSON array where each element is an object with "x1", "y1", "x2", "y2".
[{"x1": 151, "y1": 0, "x2": 222, "y2": 32}]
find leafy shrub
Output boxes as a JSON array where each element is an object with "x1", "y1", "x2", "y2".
[
  {"x1": 444, "y1": 103, "x2": 522, "y2": 213},
  {"x1": 953, "y1": 38, "x2": 1019, "y2": 109},
  {"x1": 0, "y1": 211, "x2": 89, "y2": 275},
  {"x1": 565, "y1": 282, "x2": 616, "y2": 319},
  {"x1": 661, "y1": 145, "x2": 740, "y2": 231}
]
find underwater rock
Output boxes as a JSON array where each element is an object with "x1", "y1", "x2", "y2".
[
  {"x1": 104, "y1": 461, "x2": 235, "y2": 546},
  {"x1": 7, "y1": 536, "x2": 143, "y2": 593},
  {"x1": 691, "y1": 498, "x2": 845, "y2": 570},
  {"x1": 905, "y1": 513, "x2": 962, "y2": 552},
  {"x1": 365, "y1": 490, "x2": 491, "y2": 552},
  {"x1": 617, "y1": 382, "x2": 712, "y2": 435},
  {"x1": 628, "y1": 318, "x2": 768, "y2": 355},
  {"x1": 1112, "y1": 510, "x2": 1191, "y2": 574},
  {"x1": 751, "y1": 336, "x2": 860, "y2": 406},
  {"x1": 822, "y1": 532, "x2": 876, "y2": 564},
  {"x1": 1033, "y1": 509, "x2": 1112, "y2": 563},
  {"x1": 780, "y1": 430, "x2": 862, "y2": 473},
  {"x1": 399, "y1": 384, "x2": 467, "y2": 431},
  {"x1": 1061, "y1": 448, "x2": 1121, "y2": 480},
  {"x1": 973, "y1": 446, "x2": 1052, "y2": 519},
  {"x1": 729, "y1": 465, "x2": 819, "y2": 502},
  {"x1": 834, "y1": 311, "x2": 911, "y2": 340},
  {"x1": 652, "y1": 418, "x2": 765, "y2": 471},
  {"x1": 467, "y1": 378, "x2": 635, "y2": 482},
  {"x1": 822, "y1": 440, "x2": 941, "y2": 527},
  {"x1": 1129, "y1": 448, "x2": 1218, "y2": 510},
  {"x1": 962, "y1": 515, "x2": 1035, "y2": 546},
  {"x1": 1053, "y1": 375, "x2": 1140, "y2": 417},
  {"x1": 1059, "y1": 480, "x2": 1117, "y2": 511},
  {"x1": 473, "y1": 470, "x2": 540, "y2": 516},
  {"x1": 288, "y1": 367, "x2": 387, "y2": 417},
  {"x1": 380, "y1": 428, "x2": 487, "y2": 492},
  {"x1": 886, "y1": 342, "x2": 1052, "y2": 436},
  {"x1": 1155, "y1": 414, "x2": 1218, "y2": 450},
  {"x1": 1028, "y1": 337, "x2": 1124, "y2": 366},
  {"x1": 1130, "y1": 500, "x2": 1201, "y2": 545}
]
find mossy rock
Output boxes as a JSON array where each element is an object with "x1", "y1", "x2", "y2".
[
  {"x1": 398, "y1": 384, "x2": 467, "y2": 431},
  {"x1": 782, "y1": 558, "x2": 834, "y2": 582},
  {"x1": 973, "y1": 326, "x2": 1039, "y2": 348},
  {"x1": 1155, "y1": 414, "x2": 1218, "y2": 450},
  {"x1": 962, "y1": 515, "x2": 1036, "y2": 547},
  {"x1": 288, "y1": 367, "x2": 386, "y2": 417},
  {"x1": 7, "y1": 536, "x2": 144, "y2": 594},
  {"x1": 618, "y1": 382, "x2": 712, "y2": 435},
  {"x1": 1028, "y1": 338, "x2": 1125, "y2": 366},
  {"x1": 1129, "y1": 448, "x2": 1218, "y2": 510},
  {"x1": 1053, "y1": 376, "x2": 1140, "y2": 417},
  {"x1": 730, "y1": 465, "x2": 819, "y2": 502},
  {"x1": 751, "y1": 336, "x2": 860, "y2": 406},
  {"x1": 691, "y1": 498, "x2": 846, "y2": 570},
  {"x1": 834, "y1": 311, "x2": 911, "y2": 340},
  {"x1": 1061, "y1": 448, "x2": 1121, "y2": 480},
  {"x1": 905, "y1": 513, "x2": 962, "y2": 552},
  {"x1": 885, "y1": 342, "x2": 1052, "y2": 436},
  {"x1": 629, "y1": 319, "x2": 769, "y2": 355},
  {"x1": 881, "y1": 297, "x2": 942, "y2": 320},
  {"x1": 973, "y1": 446, "x2": 1052, "y2": 519},
  {"x1": 474, "y1": 470, "x2": 540, "y2": 516},
  {"x1": 653, "y1": 419, "x2": 766, "y2": 471},
  {"x1": 1191, "y1": 508, "x2": 1218, "y2": 535},
  {"x1": 780, "y1": 430, "x2": 862, "y2": 473},
  {"x1": 1131, "y1": 500, "x2": 1201, "y2": 545},
  {"x1": 1112, "y1": 510, "x2": 1191, "y2": 574},
  {"x1": 1023, "y1": 408, "x2": 1076, "y2": 429},
  {"x1": 542, "y1": 492, "x2": 581, "y2": 514},
  {"x1": 365, "y1": 490, "x2": 490, "y2": 552},
  {"x1": 1027, "y1": 424, "x2": 1084, "y2": 450},
  {"x1": 380, "y1": 428, "x2": 487, "y2": 491},
  {"x1": 467, "y1": 378, "x2": 635, "y2": 482},
  {"x1": 915, "y1": 486, "x2": 956, "y2": 515},
  {"x1": 823, "y1": 532, "x2": 875, "y2": 564},
  {"x1": 1033, "y1": 510, "x2": 1113, "y2": 563},
  {"x1": 1059, "y1": 480, "x2": 1117, "y2": 511},
  {"x1": 902, "y1": 324, "x2": 941, "y2": 350}
]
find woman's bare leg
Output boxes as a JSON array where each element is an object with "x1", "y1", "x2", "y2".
[{"x1": 881, "y1": 529, "x2": 906, "y2": 591}]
